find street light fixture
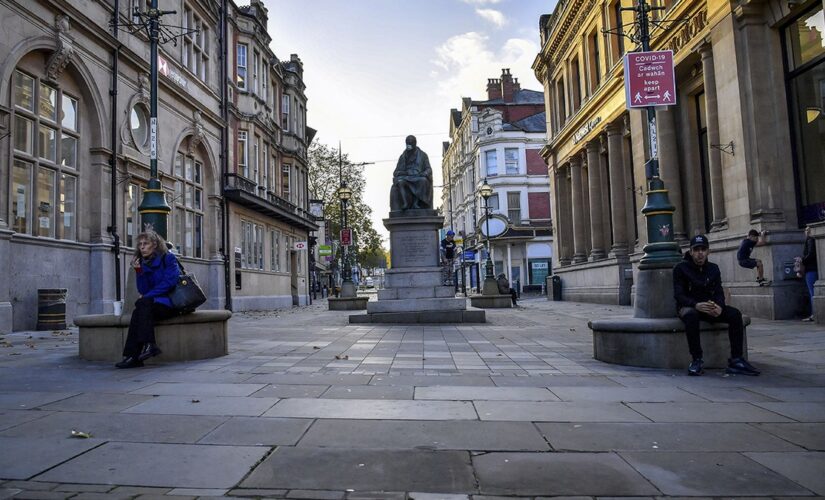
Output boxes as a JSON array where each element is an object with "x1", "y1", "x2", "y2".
[
  {"x1": 479, "y1": 179, "x2": 497, "y2": 295},
  {"x1": 337, "y1": 182, "x2": 355, "y2": 297}
]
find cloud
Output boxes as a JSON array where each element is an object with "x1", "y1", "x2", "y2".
[
  {"x1": 460, "y1": 0, "x2": 502, "y2": 4},
  {"x1": 431, "y1": 32, "x2": 541, "y2": 101},
  {"x1": 475, "y1": 8, "x2": 507, "y2": 27}
]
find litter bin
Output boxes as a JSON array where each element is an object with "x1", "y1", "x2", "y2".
[
  {"x1": 547, "y1": 275, "x2": 562, "y2": 301},
  {"x1": 37, "y1": 288, "x2": 67, "y2": 330}
]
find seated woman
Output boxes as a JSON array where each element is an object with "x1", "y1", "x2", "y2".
[{"x1": 116, "y1": 231, "x2": 180, "y2": 369}]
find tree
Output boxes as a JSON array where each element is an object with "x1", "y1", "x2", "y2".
[{"x1": 308, "y1": 140, "x2": 385, "y2": 270}]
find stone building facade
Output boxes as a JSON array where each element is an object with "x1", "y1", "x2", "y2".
[
  {"x1": 442, "y1": 70, "x2": 553, "y2": 293},
  {"x1": 533, "y1": 0, "x2": 825, "y2": 320},
  {"x1": 0, "y1": 0, "x2": 314, "y2": 333}
]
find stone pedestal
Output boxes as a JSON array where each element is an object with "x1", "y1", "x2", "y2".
[{"x1": 349, "y1": 213, "x2": 484, "y2": 324}]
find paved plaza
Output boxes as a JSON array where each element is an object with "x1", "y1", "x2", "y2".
[{"x1": 1, "y1": 297, "x2": 824, "y2": 499}]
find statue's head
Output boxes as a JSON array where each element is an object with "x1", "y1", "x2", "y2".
[{"x1": 405, "y1": 135, "x2": 417, "y2": 151}]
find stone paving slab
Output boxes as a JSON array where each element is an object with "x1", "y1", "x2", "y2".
[
  {"x1": 198, "y1": 416, "x2": 312, "y2": 446},
  {"x1": 245, "y1": 374, "x2": 373, "y2": 386},
  {"x1": 241, "y1": 447, "x2": 475, "y2": 493},
  {"x1": 320, "y1": 385, "x2": 414, "y2": 399},
  {"x1": 263, "y1": 398, "x2": 477, "y2": 420},
  {"x1": 36, "y1": 442, "x2": 269, "y2": 488},
  {"x1": 369, "y1": 374, "x2": 495, "y2": 386},
  {"x1": 490, "y1": 375, "x2": 622, "y2": 387},
  {"x1": 39, "y1": 393, "x2": 154, "y2": 413},
  {"x1": 0, "y1": 409, "x2": 52, "y2": 431},
  {"x1": 548, "y1": 387, "x2": 703, "y2": 402},
  {"x1": 124, "y1": 396, "x2": 279, "y2": 417},
  {"x1": 0, "y1": 411, "x2": 227, "y2": 443},
  {"x1": 675, "y1": 385, "x2": 781, "y2": 402},
  {"x1": 250, "y1": 384, "x2": 329, "y2": 398},
  {"x1": 473, "y1": 452, "x2": 660, "y2": 496},
  {"x1": 536, "y1": 422, "x2": 804, "y2": 452},
  {"x1": 746, "y1": 387, "x2": 825, "y2": 402},
  {"x1": 745, "y1": 451, "x2": 825, "y2": 495},
  {"x1": 474, "y1": 401, "x2": 650, "y2": 422},
  {"x1": 0, "y1": 391, "x2": 78, "y2": 410},
  {"x1": 753, "y1": 423, "x2": 825, "y2": 450},
  {"x1": 296, "y1": 419, "x2": 550, "y2": 451},
  {"x1": 415, "y1": 386, "x2": 559, "y2": 401},
  {"x1": 619, "y1": 451, "x2": 814, "y2": 496},
  {"x1": 0, "y1": 436, "x2": 103, "y2": 480},
  {"x1": 753, "y1": 402, "x2": 825, "y2": 422},
  {"x1": 627, "y1": 402, "x2": 795, "y2": 422},
  {"x1": 131, "y1": 382, "x2": 266, "y2": 397}
]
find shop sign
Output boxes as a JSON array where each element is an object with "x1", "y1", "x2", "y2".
[
  {"x1": 624, "y1": 50, "x2": 676, "y2": 108},
  {"x1": 293, "y1": 241, "x2": 307, "y2": 251},
  {"x1": 158, "y1": 55, "x2": 188, "y2": 90},
  {"x1": 463, "y1": 250, "x2": 476, "y2": 260},
  {"x1": 573, "y1": 117, "x2": 602, "y2": 144},
  {"x1": 318, "y1": 245, "x2": 332, "y2": 256}
]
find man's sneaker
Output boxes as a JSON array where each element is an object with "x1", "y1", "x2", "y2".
[
  {"x1": 688, "y1": 358, "x2": 704, "y2": 376},
  {"x1": 726, "y1": 357, "x2": 760, "y2": 376},
  {"x1": 757, "y1": 278, "x2": 771, "y2": 287}
]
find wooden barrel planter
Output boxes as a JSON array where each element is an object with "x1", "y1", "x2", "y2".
[{"x1": 36, "y1": 288, "x2": 67, "y2": 330}]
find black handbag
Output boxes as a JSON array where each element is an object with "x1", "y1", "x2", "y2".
[{"x1": 167, "y1": 256, "x2": 206, "y2": 314}]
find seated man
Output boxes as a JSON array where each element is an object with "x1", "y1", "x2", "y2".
[
  {"x1": 497, "y1": 273, "x2": 518, "y2": 306},
  {"x1": 673, "y1": 235, "x2": 760, "y2": 376}
]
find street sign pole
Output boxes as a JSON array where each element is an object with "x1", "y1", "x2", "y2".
[{"x1": 623, "y1": 0, "x2": 682, "y2": 268}]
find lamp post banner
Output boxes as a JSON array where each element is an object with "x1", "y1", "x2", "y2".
[{"x1": 624, "y1": 50, "x2": 676, "y2": 109}]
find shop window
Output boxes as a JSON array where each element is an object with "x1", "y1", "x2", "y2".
[
  {"x1": 784, "y1": 4, "x2": 825, "y2": 224},
  {"x1": 9, "y1": 69, "x2": 79, "y2": 240}
]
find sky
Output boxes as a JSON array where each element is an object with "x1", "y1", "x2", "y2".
[{"x1": 265, "y1": 0, "x2": 555, "y2": 242}]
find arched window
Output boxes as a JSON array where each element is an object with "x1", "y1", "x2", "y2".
[
  {"x1": 10, "y1": 69, "x2": 79, "y2": 240},
  {"x1": 171, "y1": 149, "x2": 204, "y2": 258}
]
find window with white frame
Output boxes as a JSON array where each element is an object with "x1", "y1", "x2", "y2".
[
  {"x1": 237, "y1": 130, "x2": 248, "y2": 177},
  {"x1": 507, "y1": 191, "x2": 521, "y2": 224},
  {"x1": 281, "y1": 164, "x2": 291, "y2": 200},
  {"x1": 236, "y1": 43, "x2": 248, "y2": 90},
  {"x1": 11, "y1": 69, "x2": 79, "y2": 240},
  {"x1": 505, "y1": 148, "x2": 519, "y2": 175},
  {"x1": 182, "y1": 6, "x2": 208, "y2": 83},
  {"x1": 281, "y1": 94, "x2": 290, "y2": 131},
  {"x1": 485, "y1": 149, "x2": 498, "y2": 177},
  {"x1": 262, "y1": 143, "x2": 269, "y2": 191},
  {"x1": 253, "y1": 50, "x2": 259, "y2": 96},
  {"x1": 262, "y1": 62, "x2": 268, "y2": 101},
  {"x1": 270, "y1": 228, "x2": 281, "y2": 271},
  {"x1": 172, "y1": 151, "x2": 204, "y2": 258},
  {"x1": 487, "y1": 193, "x2": 500, "y2": 211},
  {"x1": 252, "y1": 134, "x2": 260, "y2": 186}
]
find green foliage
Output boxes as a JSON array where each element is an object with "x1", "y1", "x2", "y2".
[{"x1": 308, "y1": 140, "x2": 386, "y2": 268}]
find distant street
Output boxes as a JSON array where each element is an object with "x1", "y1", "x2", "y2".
[{"x1": 1, "y1": 298, "x2": 824, "y2": 498}]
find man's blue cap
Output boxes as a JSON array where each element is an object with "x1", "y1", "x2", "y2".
[
  {"x1": 446, "y1": 230, "x2": 455, "y2": 236},
  {"x1": 690, "y1": 234, "x2": 709, "y2": 249}
]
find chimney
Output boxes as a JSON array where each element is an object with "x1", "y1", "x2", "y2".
[
  {"x1": 501, "y1": 68, "x2": 518, "y2": 103},
  {"x1": 486, "y1": 78, "x2": 502, "y2": 100}
]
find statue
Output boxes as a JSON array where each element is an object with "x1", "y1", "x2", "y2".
[{"x1": 390, "y1": 135, "x2": 433, "y2": 212}]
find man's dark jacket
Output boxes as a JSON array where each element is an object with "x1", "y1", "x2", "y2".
[{"x1": 673, "y1": 251, "x2": 726, "y2": 310}]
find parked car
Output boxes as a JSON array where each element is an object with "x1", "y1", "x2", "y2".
[{"x1": 364, "y1": 277, "x2": 374, "y2": 288}]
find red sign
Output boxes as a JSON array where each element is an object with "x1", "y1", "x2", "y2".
[
  {"x1": 340, "y1": 228, "x2": 352, "y2": 246},
  {"x1": 624, "y1": 50, "x2": 676, "y2": 108}
]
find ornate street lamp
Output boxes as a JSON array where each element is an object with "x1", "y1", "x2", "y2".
[
  {"x1": 479, "y1": 179, "x2": 497, "y2": 295},
  {"x1": 337, "y1": 183, "x2": 354, "y2": 297}
]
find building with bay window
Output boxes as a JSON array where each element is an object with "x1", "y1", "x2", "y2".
[
  {"x1": 533, "y1": 0, "x2": 824, "y2": 320},
  {"x1": 441, "y1": 70, "x2": 552, "y2": 293},
  {"x1": 0, "y1": 0, "x2": 315, "y2": 332}
]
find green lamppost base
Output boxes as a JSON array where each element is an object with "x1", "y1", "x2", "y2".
[
  {"x1": 638, "y1": 176, "x2": 682, "y2": 270},
  {"x1": 138, "y1": 178, "x2": 171, "y2": 239}
]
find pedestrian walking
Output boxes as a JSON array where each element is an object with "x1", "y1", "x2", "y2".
[
  {"x1": 116, "y1": 231, "x2": 179, "y2": 369},
  {"x1": 441, "y1": 230, "x2": 457, "y2": 286},
  {"x1": 737, "y1": 229, "x2": 769, "y2": 286},
  {"x1": 674, "y1": 235, "x2": 760, "y2": 376},
  {"x1": 497, "y1": 273, "x2": 518, "y2": 306},
  {"x1": 801, "y1": 226, "x2": 818, "y2": 322}
]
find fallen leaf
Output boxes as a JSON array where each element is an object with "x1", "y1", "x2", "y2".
[
  {"x1": 191, "y1": 399, "x2": 200, "y2": 403},
  {"x1": 335, "y1": 355, "x2": 350, "y2": 360},
  {"x1": 312, "y1": 346, "x2": 321, "y2": 350},
  {"x1": 70, "y1": 430, "x2": 92, "y2": 439}
]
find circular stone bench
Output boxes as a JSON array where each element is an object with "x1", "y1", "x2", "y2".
[
  {"x1": 75, "y1": 310, "x2": 231, "y2": 363},
  {"x1": 588, "y1": 315, "x2": 751, "y2": 369}
]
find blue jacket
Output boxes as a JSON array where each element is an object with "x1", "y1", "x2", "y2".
[{"x1": 136, "y1": 252, "x2": 180, "y2": 308}]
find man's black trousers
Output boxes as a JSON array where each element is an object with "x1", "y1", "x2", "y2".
[
  {"x1": 678, "y1": 305, "x2": 744, "y2": 360},
  {"x1": 123, "y1": 297, "x2": 176, "y2": 357}
]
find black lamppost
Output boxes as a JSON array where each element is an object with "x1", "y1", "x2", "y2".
[
  {"x1": 337, "y1": 183, "x2": 354, "y2": 297},
  {"x1": 479, "y1": 179, "x2": 497, "y2": 295}
]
